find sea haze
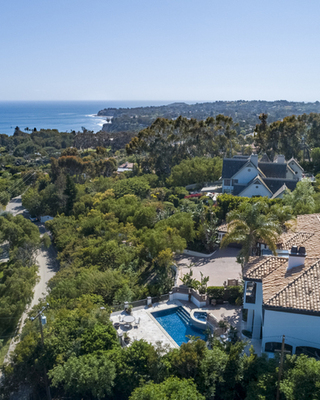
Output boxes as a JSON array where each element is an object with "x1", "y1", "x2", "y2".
[{"x1": 0, "y1": 101, "x2": 172, "y2": 135}]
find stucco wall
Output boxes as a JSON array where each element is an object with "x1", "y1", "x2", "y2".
[{"x1": 262, "y1": 309, "x2": 320, "y2": 353}]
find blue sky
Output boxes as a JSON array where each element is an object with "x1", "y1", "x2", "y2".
[{"x1": 1, "y1": 0, "x2": 320, "y2": 101}]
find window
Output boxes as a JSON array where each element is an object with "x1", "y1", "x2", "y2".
[
  {"x1": 224, "y1": 179, "x2": 231, "y2": 186},
  {"x1": 296, "y1": 346, "x2": 320, "y2": 359},
  {"x1": 265, "y1": 342, "x2": 292, "y2": 354},
  {"x1": 232, "y1": 179, "x2": 238, "y2": 185},
  {"x1": 245, "y1": 282, "x2": 256, "y2": 304},
  {"x1": 256, "y1": 186, "x2": 259, "y2": 188},
  {"x1": 248, "y1": 168, "x2": 251, "y2": 172}
]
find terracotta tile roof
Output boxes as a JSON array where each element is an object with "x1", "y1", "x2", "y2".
[
  {"x1": 266, "y1": 258, "x2": 320, "y2": 312},
  {"x1": 243, "y1": 213, "x2": 320, "y2": 313},
  {"x1": 281, "y1": 232, "x2": 315, "y2": 251},
  {"x1": 243, "y1": 256, "x2": 287, "y2": 281}
]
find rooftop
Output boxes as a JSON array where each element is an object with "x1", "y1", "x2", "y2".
[{"x1": 244, "y1": 213, "x2": 320, "y2": 313}]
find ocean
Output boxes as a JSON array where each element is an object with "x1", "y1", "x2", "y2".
[{"x1": 0, "y1": 101, "x2": 171, "y2": 136}]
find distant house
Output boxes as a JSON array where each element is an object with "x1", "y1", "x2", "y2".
[
  {"x1": 117, "y1": 162, "x2": 134, "y2": 173},
  {"x1": 221, "y1": 154, "x2": 304, "y2": 198},
  {"x1": 243, "y1": 214, "x2": 320, "y2": 358}
]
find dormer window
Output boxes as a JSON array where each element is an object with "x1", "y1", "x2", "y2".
[{"x1": 248, "y1": 168, "x2": 251, "y2": 172}]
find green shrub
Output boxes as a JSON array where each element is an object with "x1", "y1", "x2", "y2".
[
  {"x1": 225, "y1": 286, "x2": 243, "y2": 305},
  {"x1": 207, "y1": 285, "x2": 243, "y2": 305},
  {"x1": 207, "y1": 286, "x2": 224, "y2": 301}
]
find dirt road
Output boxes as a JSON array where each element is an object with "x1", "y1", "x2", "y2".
[{"x1": 3, "y1": 196, "x2": 58, "y2": 363}]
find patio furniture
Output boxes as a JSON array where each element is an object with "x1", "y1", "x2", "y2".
[
  {"x1": 134, "y1": 317, "x2": 140, "y2": 328},
  {"x1": 119, "y1": 315, "x2": 124, "y2": 322},
  {"x1": 123, "y1": 315, "x2": 135, "y2": 328}
]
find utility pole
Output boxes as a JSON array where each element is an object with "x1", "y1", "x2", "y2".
[
  {"x1": 31, "y1": 304, "x2": 52, "y2": 400},
  {"x1": 276, "y1": 335, "x2": 286, "y2": 400}
]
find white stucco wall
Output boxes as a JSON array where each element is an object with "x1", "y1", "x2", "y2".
[
  {"x1": 232, "y1": 164, "x2": 259, "y2": 184},
  {"x1": 262, "y1": 309, "x2": 320, "y2": 353},
  {"x1": 239, "y1": 183, "x2": 271, "y2": 198},
  {"x1": 190, "y1": 295, "x2": 206, "y2": 308}
]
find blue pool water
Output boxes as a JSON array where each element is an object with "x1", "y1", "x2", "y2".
[{"x1": 152, "y1": 307, "x2": 206, "y2": 346}]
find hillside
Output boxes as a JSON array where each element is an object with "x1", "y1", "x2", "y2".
[{"x1": 98, "y1": 100, "x2": 320, "y2": 134}]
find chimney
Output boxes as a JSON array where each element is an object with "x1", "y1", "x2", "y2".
[
  {"x1": 276, "y1": 155, "x2": 285, "y2": 164},
  {"x1": 250, "y1": 154, "x2": 258, "y2": 167},
  {"x1": 287, "y1": 246, "x2": 306, "y2": 271}
]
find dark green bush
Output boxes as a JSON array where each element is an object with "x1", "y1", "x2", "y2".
[
  {"x1": 207, "y1": 286, "x2": 224, "y2": 301},
  {"x1": 225, "y1": 286, "x2": 243, "y2": 305},
  {"x1": 207, "y1": 285, "x2": 243, "y2": 305}
]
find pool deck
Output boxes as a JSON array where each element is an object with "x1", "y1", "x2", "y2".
[
  {"x1": 111, "y1": 301, "x2": 181, "y2": 349},
  {"x1": 110, "y1": 300, "x2": 241, "y2": 349}
]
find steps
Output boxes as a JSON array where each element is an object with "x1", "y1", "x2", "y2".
[{"x1": 177, "y1": 306, "x2": 190, "y2": 325}]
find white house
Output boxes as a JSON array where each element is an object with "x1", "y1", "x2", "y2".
[
  {"x1": 221, "y1": 154, "x2": 303, "y2": 198},
  {"x1": 243, "y1": 214, "x2": 320, "y2": 358}
]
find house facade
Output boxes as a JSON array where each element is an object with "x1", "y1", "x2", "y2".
[
  {"x1": 243, "y1": 214, "x2": 320, "y2": 358},
  {"x1": 221, "y1": 154, "x2": 303, "y2": 198}
]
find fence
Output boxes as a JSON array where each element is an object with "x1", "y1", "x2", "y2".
[
  {"x1": 112, "y1": 287, "x2": 208, "y2": 313},
  {"x1": 112, "y1": 294, "x2": 169, "y2": 313}
]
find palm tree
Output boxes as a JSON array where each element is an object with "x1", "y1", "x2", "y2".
[{"x1": 220, "y1": 202, "x2": 281, "y2": 264}]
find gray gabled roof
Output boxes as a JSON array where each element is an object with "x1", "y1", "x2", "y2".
[
  {"x1": 271, "y1": 184, "x2": 288, "y2": 199},
  {"x1": 258, "y1": 162, "x2": 287, "y2": 178},
  {"x1": 221, "y1": 157, "x2": 249, "y2": 178},
  {"x1": 260, "y1": 153, "x2": 271, "y2": 163},
  {"x1": 262, "y1": 178, "x2": 298, "y2": 194}
]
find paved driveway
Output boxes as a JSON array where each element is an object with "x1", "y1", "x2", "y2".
[{"x1": 176, "y1": 247, "x2": 241, "y2": 287}]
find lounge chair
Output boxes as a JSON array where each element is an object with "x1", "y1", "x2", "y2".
[
  {"x1": 119, "y1": 315, "x2": 124, "y2": 322},
  {"x1": 134, "y1": 317, "x2": 140, "y2": 328}
]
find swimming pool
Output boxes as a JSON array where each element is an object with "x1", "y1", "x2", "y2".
[{"x1": 151, "y1": 307, "x2": 206, "y2": 346}]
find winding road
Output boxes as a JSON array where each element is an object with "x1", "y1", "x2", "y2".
[{"x1": 3, "y1": 196, "x2": 59, "y2": 363}]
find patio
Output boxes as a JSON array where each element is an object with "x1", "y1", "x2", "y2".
[
  {"x1": 110, "y1": 301, "x2": 180, "y2": 349},
  {"x1": 110, "y1": 300, "x2": 242, "y2": 349},
  {"x1": 177, "y1": 248, "x2": 241, "y2": 287}
]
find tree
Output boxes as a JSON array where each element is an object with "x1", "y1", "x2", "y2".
[
  {"x1": 129, "y1": 377, "x2": 205, "y2": 400},
  {"x1": 132, "y1": 206, "x2": 157, "y2": 230},
  {"x1": 220, "y1": 201, "x2": 280, "y2": 263},
  {"x1": 280, "y1": 355, "x2": 320, "y2": 399},
  {"x1": 155, "y1": 212, "x2": 196, "y2": 243},
  {"x1": 153, "y1": 248, "x2": 175, "y2": 293},
  {"x1": 64, "y1": 175, "x2": 77, "y2": 216},
  {"x1": 283, "y1": 179, "x2": 315, "y2": 215},
  {"x1": 169, "y1": 340, "x2": 207, "y2": 380},
  {"x1": 167, "y1": 157, "x2": 223, "y2": 187},
  {"x1": 49, "y1": 353, "x2": 116, "y2": 399}
]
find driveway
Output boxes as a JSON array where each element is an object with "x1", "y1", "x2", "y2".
[
  {"x1": 176, "y1": 247, "x2": 241, "y2": 287},
  {"x1": 3, "y1": 197, "x2": 59, "y2": 364}
]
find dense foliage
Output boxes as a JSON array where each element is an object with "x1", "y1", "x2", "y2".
[{"x1": 2, "y1": 111, "x2": 320, "y2": 399}]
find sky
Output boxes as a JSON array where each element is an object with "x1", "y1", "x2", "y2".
[{"x1": 1, "y1": 0, "x2": 320, "y2": 102}]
